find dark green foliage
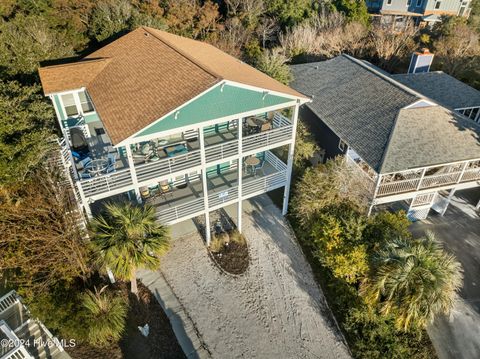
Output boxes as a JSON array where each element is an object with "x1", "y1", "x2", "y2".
[
  {"x1": 344, "y1": 307, "x2": 436, "y2": 359},
  {"x1": 265, "y1": 0, "x2": 317, "y2": 27},
  {"x1": 0, "y1": 81, "x2": 54, "y2": 185},
  {"x1": 363, "y1": 210, "x2": 412, "y2": 251},
  {"x1": 332, "y1": 0, "x2": 370, "y2": 26}
]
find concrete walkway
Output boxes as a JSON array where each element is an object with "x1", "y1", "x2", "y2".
[
  {"x1": 411, "y1": 188, "x2": 480, "y2": 359},
  {"x1": 142, "y1": 194, "x2": 351, "y2": 359}
]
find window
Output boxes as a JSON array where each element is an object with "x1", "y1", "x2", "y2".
[
  {"x1": 338, "y1": 139, "x2": 347, "y2": 152},
  {"x1": 416, "y1": 0, "x2": 422, "y2": 6},
  {"x1": 78, "y1": 91, "x2": 94, "y2": 113},
  {"x1": 407, "y1": 0, "x2": 411, "y2": 6},
  {"x1": 387, "y1": 0, "x2": 392, "y2": 4},
  {"x1": 60, "y1": 93, "x2": 78, "y2": 117},
  {"x1": 435, "y1": 0, "x2": 441, "y2": 8}
]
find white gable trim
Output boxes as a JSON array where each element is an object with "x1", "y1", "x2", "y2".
[
  {"x1": 223, "y1": 80, "x2": 311, "y2": 104},
  {"x1": 403, "y1": 99, "x2": 437, "y2": 109}
]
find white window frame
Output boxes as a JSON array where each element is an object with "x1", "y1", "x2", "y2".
[
  {"x1": 59, "y1": 90, "x2": 96, "y2": 119},
  {"x1": 434, "y1": 0, "x2": 441, "y2": 9},
  {"x1": 387, "y1": 0, "x2": 392, "y2": 5},
  {"x1": 416, "y1": 0, "x2": 422, "y2": 6},
  {"x1": 338, "y1": 139, "x2": 347, "y2": 152}
]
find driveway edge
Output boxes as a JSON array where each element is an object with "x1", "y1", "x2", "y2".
[{"x1": 138, "y1": 269, "x2": 212, "y2": 359}]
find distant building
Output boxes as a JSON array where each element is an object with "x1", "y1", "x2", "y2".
[
  {"x1": 367, "y1": 0, "x2": 472, "y2": 28},
  {"x1": 290, "y1": 55, "x2": 480, "y2": 221},
  {"x1": 0, "y1": 291, "x2": 70, "y2": 359}
]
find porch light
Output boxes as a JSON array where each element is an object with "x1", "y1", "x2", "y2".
[
  {"x1": 262, "y1": 91, "x2": 269, "y2": 100},
  {"x1": 174, "y1": 111, "x2": 180, "y2": 120}
]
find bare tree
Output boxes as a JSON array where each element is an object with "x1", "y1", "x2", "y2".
[
  {"x1": 368, "y1": 25, "x2": 418, "y2": 71},
  {"x1": 0, "y1": 169, "x2": 91, "y2": 294},
  {"x1": 434, "y1": 23, "x2": 480, "y2": 77}
]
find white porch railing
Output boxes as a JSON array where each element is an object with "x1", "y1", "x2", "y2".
[
  {"x1": 156, "y1": 197, "x2": 205, "y2": 224},
  {"x1": 419, "y1": 171, "x2": 462, "y2": 189},
  {"x1": 0, "y1": 291, "x2": 18, "y2": 314},
  {"x1": 460, "y1": 167, "x2": 480, "y2": 182},
  {"x1": 208, "y1": 186, "x2": 239, "y2": 209},
  {"x1": 272, "y1": 112, "x2": 292, "y2": 127},
  {"x1": 377, "y1": 160, "x2": 480, "y2": 197},
  {"x1": 242, "y1": 125, "x2": 293, "y2": 152},
  {"x1": 205, "y1": 139, "x2": 239, "y2": 163},
  {"x1": 242, "y1": 171, "x2": 287, "y2": 198},
  {"x1": 135, "y1": 150, "x2": 202, "y2": 183},
  {"x1": 377, "y1": 178, "x2": 420, "y2": 197},
  {"x1": 80, "y1": 168, "x2": 133, "y2": 197}
]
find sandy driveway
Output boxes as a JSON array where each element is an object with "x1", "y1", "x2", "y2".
[{"x1": 158, "y1": 195, "x2": 351, "y2": 358}]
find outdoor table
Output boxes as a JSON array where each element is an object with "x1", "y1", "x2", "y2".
[
  {"x1": 85, "y1": 158, "x2": 109, "y2": 176},
  {"x1": 244, "y1": 156, "x2": 260, "y2": 174}
]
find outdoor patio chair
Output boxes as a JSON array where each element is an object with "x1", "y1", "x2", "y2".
[
  {"x1": 107, "y1": 153, "x2": 117, "y2": 167},
  {"x1": 77, "y1": 156, "x2": 92, "y2": 170},
  {"x1": 105, "y1": 164, "x2": 116, "y2": 174},
  {"x1": 80, "y1": 171, "x2": 92, "y2": 180},
  {"x1": 260, "y1": 122, "x2": 272, "y2": 132},
  {"x1": 254, "y1": 160, "x2": 265, "y2": 176}
]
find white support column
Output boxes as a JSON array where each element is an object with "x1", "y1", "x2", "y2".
[
  {"x1": 367, "y1": 174, "x2": 382, "y2": 217},
  {"x1": 416, "y1": 168, "x2": 427, "y2": 190},
  {"x1": 476, "y1": 197, "x2": 480, "y2": 210},
  {"x1": 441, "y1": 188, "x2": 457, "y2": 216},
  {"x1": 76, "y1": 182, "x2": 93, "y2": 219},
  {"x1": 237, "y1": 118, "x2": 243, "y2": 232},
  {"x1": 474, "y1": 109, "x2": 480, "y2": 123},
  {"x1": 282, "y1": 102, "x2": 300, "y2": 215},
  {"x1": 125, "y1": 145, "x2": 141, "y2": 203},
  {"x1": 457, "y1": 161, "x2": 469, "y2": 183},
  {"x1": 199, "y1": 127, "x2": 211, "y2": 245}
]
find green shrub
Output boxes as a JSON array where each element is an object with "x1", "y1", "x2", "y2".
[
  {"x1": 210, "y1": 233, "x2": 227, "y2": 252},
  {"x1": 344, "y1": 307, "x2": 436, "y2": 359},
  {"x1": 308, "y1": 204, "x2": 369, "y2": 284},
  {"x1": 229, "y1": 230, "x2": 246, "y2": 245},
  {"x1": 81, "y1": 286, "x2": 128, "y2": 347}
]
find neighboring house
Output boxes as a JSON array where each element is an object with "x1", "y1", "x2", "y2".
[
  {"x1": 0, "y1": 291, "x2": 70, "y2": 359},
  {"x1": 39, "y1": 27, "x2": 309, "y2": 243},
  {"x1": 290, "y1": 55, "x2": 480, "y2": 220},
  {"x1": 367, "y1": 0, "x2": 472, "y2": 28}
]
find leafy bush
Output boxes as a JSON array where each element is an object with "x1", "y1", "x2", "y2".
[
  {"x1": 209, "y1": 233, "x2": 228, "y2": 252},
  {"x1": 344, "y1": 307, "x2": 436, "y2": 359},
  {"x1": 256, "y1": 48, "x2": 292, "y2": 85},
  {"x1": 309, "y1": 204, "x2": 369, "y2": 284},
  {"x1": 363, "y1": 210, "x2": 412, "y2": 251}
]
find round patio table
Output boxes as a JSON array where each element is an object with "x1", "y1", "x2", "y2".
[
  {"x1": 85, "y1": 158, "x2": 108, "y2": 176},
  {"x1": 244, "y1": 156, "x2": 260, "y2": 175}
]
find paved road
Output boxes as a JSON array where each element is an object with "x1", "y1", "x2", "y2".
[
  {"x1": 149, "y1": 195, "x2": 351, "y2": 359},
  {"x1": 410, "y1": 188, "x2": 480, "y2": 359}
]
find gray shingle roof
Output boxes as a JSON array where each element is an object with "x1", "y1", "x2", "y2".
[
  {"x1": 290, "y1": 55, "x2": 418, "y2": 173},
  {"x1": 392, "y1": 72, "x2": 480, "y2": 110},
  {"x1": 381, "y1": 106, "x2": 480, "y2": 173},
  {"x1": 290, "y1": 55, "x2": 480, "y2": 174}
]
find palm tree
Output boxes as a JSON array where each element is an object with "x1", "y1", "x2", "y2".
[
  {"x1": 82, "y1": 286, "x2": 128, "y2": 347},
  {"x1": 90, "y1": 202, "x2": 170, "y2": 296},
  {"x1": 360, "y1": 231, "x2": 463, "y2": 331}
]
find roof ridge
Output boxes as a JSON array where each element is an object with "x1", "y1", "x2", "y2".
[
  {"x1": 377, "y1": 108, "x2": 406, "y2": 174},
  {"x1": 141, "y1": 26, "x2": 222, "y2": 81},
  {"x1": 341, "y1": 54, "x2": 428, "y2": 101},
  {"x1": 41, "y1": 57, "x2": 110, "y2": 70}
]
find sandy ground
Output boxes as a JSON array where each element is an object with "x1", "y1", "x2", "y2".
[
  {"x1": 159, "y1": 195, "x2": 351, "y2": 359},
  {"x1": 411, "y1": 188, "x2": 480, "y2": 359}
]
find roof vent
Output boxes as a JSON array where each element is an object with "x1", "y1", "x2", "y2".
[
  {"x1": 144, "y1": 32, "x2": 149, "y2": 37},
  {"x1": 408, "y1": 48, "x2": 434, "y2": 74},
  {"x1": 315, "y1": 66, "x2": 319, "y2": 70}
]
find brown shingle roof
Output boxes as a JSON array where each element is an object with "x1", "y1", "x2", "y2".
[
  {"x1": 39, "y1": 27, "x2": 306, "y2": 145},
  {"x1": 38, "y1": 58, "x2": 111, "y2": 95}
]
